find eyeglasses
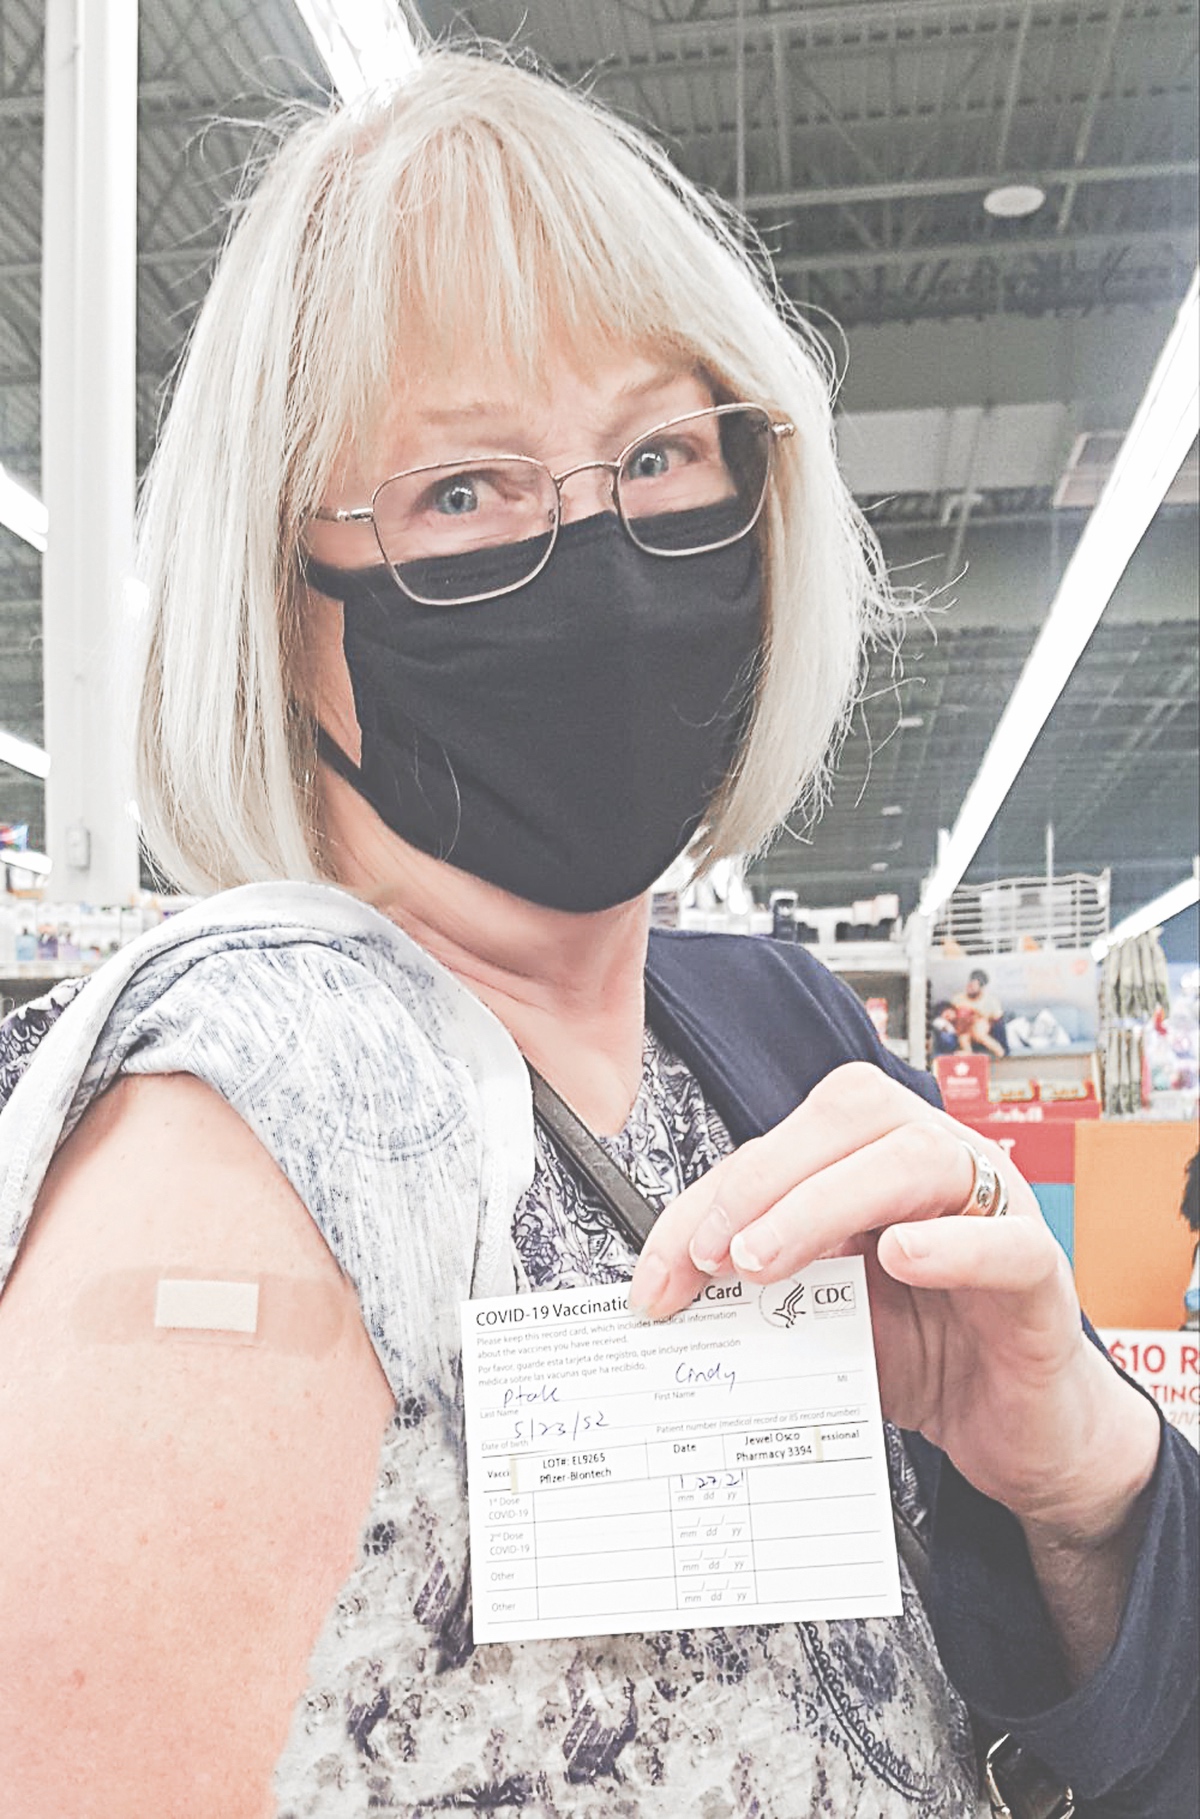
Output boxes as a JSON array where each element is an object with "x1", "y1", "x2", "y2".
[{"x1": 309, "y1": 402, "x2": 794, "y2": 606}]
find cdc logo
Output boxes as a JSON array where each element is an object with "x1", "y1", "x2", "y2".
[{"x1": 813, "y1": 1281, "x2": 856, "y2": 1318}]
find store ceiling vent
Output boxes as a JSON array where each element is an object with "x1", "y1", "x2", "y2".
[{"x1": 1053, "y1": 431, "x2": 1200, "y2": 509}]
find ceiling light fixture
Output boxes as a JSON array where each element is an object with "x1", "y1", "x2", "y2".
[
  {"x1": 920, "y1": 268, "x2": 1200, "y2": 921},
  {"x1": 292, "y1": 0, "x2": 422, "y2": 100},
  {"x1": 0, "y1": 466, "x2": 48, "y2": 553},
  {"x1": 1090, "y1": 863, "x2": 1200, "y2": 961},
  {"x1": 0, "y1": 729, "x2": 50, "y2": 779},
  {"x1": 0, "y1": 846, "x2": 51, "y2": 877},
  {"x1": 983, "y1": 182, "x2": 1046, "y2": 219}
]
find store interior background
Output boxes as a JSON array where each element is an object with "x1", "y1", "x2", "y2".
[{"x1": 0, "y1": 4, "x2": 1197, "y2": 1415}]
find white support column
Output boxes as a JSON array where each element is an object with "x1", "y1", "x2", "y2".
[
  {"x1": 41, "y1": 0, "x2": 139, "y2": 903},
  {"x1": 906, "y1": 911, "x2": 930, "y2": 1070}
]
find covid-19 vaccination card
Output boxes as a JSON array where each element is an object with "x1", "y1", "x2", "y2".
[{"x1": 461, "y1": 1255, "x2": 902, "y2": 1644}]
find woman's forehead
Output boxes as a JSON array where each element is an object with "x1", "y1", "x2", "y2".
[{"x1": 362, "y1": 343, "x2": 712, "y2": 459}]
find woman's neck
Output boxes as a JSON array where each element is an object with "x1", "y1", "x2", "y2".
[{"x1": 319, "y1": 766, "x2": 651, "y2": 1134}]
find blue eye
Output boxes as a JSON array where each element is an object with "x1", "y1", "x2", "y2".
[
  {"x1": 626, "y1": 447, "x2": 670, "y2": 481},
  {"x1": 434, "y1": 477, "x2": 479, "y2": 516}
]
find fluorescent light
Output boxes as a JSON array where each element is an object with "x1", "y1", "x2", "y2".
[
  {"x1": 0, "y1": 465, "x2": 48, "y2": 552},
  {"x1": 293, "y1": 0, "x2": 421, "y2": 100},
  {"x1": 983, "y1": 183, "x2": 1046, "y2": 219},
  {"x1": 2, "y1": 847, "x2": 51, "y2": 877},
  {"x1": 1091, "y1": 864, "x2": 1200, "y2": 960},
  {"x1": 920, "y1": 268, "x2": 1200, "y2": 919},
  {"x1": 0, "y1": 729, "x2": 50, "y2": 779},
  {"x1": 124, "y1": 576, "x2": 149, "y2": 616}
]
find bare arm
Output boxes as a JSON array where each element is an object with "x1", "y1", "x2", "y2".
[{"x1": 0, "y1": 1074, "x2": 395, "y2": 1819}]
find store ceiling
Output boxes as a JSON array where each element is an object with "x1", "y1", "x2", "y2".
[{"x1": 0, "y1": 0, "x2": 1197, "y2": 918}]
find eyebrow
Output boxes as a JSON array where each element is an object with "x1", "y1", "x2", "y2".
[
  {"x1": 413, "y1": 367, "x2": 698, "y2": 431},
  {"x1": 415, "y1": 402, "x2": 532, "y2": 427}
]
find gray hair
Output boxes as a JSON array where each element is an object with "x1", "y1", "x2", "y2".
[{"x1": 133, "y1": 47, "x2": 894, "y2": 895}]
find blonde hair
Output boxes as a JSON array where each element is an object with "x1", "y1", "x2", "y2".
[{"x1": 134, "y1": 46, "x2": 893, "y2": 895}]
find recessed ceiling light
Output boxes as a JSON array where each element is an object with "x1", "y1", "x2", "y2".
[
  {"x1": 881, "y1": 804, "x2": 903, "y2": 817},
  {"x1": 896, "y1": 714, "x2": 924, "y2": 729},
  {"x1": 983, "y1": 182, "x2": 1046, "y2": 220}
]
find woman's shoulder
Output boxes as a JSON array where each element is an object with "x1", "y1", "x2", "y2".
[
  {"x1": 1, "y1": 879, "x2": 484, "y2": 1244},
  {"x1": 0, "y1": 881, "x2": 469, "y2": 1109},
  {"x1": 2, "y1": 878, "x2": 526, "y2": 1388},
  {"x1": 645, "y1": 927, "x2": 941, "y2": 1128},
  {"x1": 76, "y1": 887, "x2": 482, "y2": 1164},
  {"x1": 646, "y1": 924, "x2": 888, "y2": 1040}
]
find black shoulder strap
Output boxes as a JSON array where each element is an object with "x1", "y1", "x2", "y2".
[{"x1": 527, "y1": 1065, "x2": 659, "y2": 1253}]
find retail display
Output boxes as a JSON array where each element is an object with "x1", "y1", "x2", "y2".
[
  {"x1": 1096, "y1": 929, "x2": 1194, "y2": 1119},
  {"x1": 0, "y1": 896, "x2": 191, "y2": 1016}
]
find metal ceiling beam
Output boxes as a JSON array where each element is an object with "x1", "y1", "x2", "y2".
[
  {"x1": 1058, "y1": 0, "x2": 1127, "y2": 234},
  {"x1": 788, "y1": 58, "x2": 887, "y2": 183},
  {"x1": 11, "y1": 208, "x2": 1192, "y2": 296},
  {"x1": 994, "y1": 0, "x2": 1036, "y2": 170},
  {"x1": 651, "y1": 1, "x2": 1156, "y2": 46},
  {"x1": 0, "y1": 81, "x2": 304, "y2": 134},
  {"x1": 11, "y1": 221, "x2": 1181, "y2": 307},
  {"x1": 746, "y1": 160, "x2": 1198, "y2": 213},
  {"x1": 15, "y1": 202, "x2": 1168, "y2": 287},
  {"x1": 773, "y1": 224, "x2": 1197, "y2": 276},
  {"x1": 0, "y1": 245, "x2": 225, "y2": 283},
  {"x1": 770, "y1": 27, "x2": 792, "y2": 191}
]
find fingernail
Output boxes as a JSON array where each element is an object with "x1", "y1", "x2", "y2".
[
  {"x1": 730, "y1": 1226, "x2": 780, "y2": 1274},
  {"x1": 891, "y1": 1225, "x2": 931, "y2": 1261},
  {"x1": 627, "y1": 1253, "x2": 669, "y2": 1319},
  {"x1": 689, "y1": 1206, "x2": 732, "y2": 1274}
]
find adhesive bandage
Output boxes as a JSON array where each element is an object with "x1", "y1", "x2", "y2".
[
  {"x1": 155, "y1": 1277, "x2": 260, "y2": 1334},
  {"x1": 72, "y1": 1269, "x2": 349, "y2": 1355}
]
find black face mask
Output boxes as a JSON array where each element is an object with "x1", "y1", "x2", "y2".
[{"x1": 304, "y1": 501, "x2": 762, "y2": 913}]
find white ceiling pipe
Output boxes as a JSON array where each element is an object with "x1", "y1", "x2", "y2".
[
  {"x1": 292, "y1": 0, "x2": 422, "y2": 100},
  {"x1": 920, "y1": 268, "x2": 1200, "y2": 920}
]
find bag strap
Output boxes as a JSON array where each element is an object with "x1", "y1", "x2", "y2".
[
  {"x1": 527, "y1": 1064, "x2": 659, "y2": 1251},
  {"x1": 528, "y1": 1063, "x2": 1073, "y2": 1819}
]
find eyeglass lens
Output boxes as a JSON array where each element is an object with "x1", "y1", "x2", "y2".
[{"x1": 373, "y1": 405, "x2": 774, "y2": 606}]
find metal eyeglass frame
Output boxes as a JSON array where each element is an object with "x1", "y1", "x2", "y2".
[{"x1": 308, "y1": 402, "x2": 795, "y2": 606}]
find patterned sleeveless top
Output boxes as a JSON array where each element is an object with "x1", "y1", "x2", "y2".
[{"x1": 0, "y1": 909, "x2": 983, "y2": 1817}]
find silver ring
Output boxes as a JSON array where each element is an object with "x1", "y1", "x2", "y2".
[{"x1": 958, "y1": 1141, "x2": 1009, "y2": 1218}]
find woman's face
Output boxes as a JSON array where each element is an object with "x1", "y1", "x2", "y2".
[
  {"x1": 300, "y1": 343, "x2": 719, "y2": 751},
  {"x1": 305, "y1": 344, "x2": 719, "y2": 568}
]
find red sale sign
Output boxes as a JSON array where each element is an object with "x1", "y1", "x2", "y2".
[{"x1": 1098, "y1": 1329, "x2": 1199, "y2": 1449}]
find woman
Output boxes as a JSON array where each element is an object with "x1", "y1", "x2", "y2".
[{"x1": 0, "y1": 51, "x2": 1193, "y2": 1819}]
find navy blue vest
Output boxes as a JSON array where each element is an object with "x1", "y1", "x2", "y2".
[{"x1": 643, "y1": 927, "x2": 1197, "y2": 1814}]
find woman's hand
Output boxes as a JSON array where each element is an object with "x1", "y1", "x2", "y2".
[{"x1": 627, "y1": 1063, "x2": 1159, "y2": 1557}]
